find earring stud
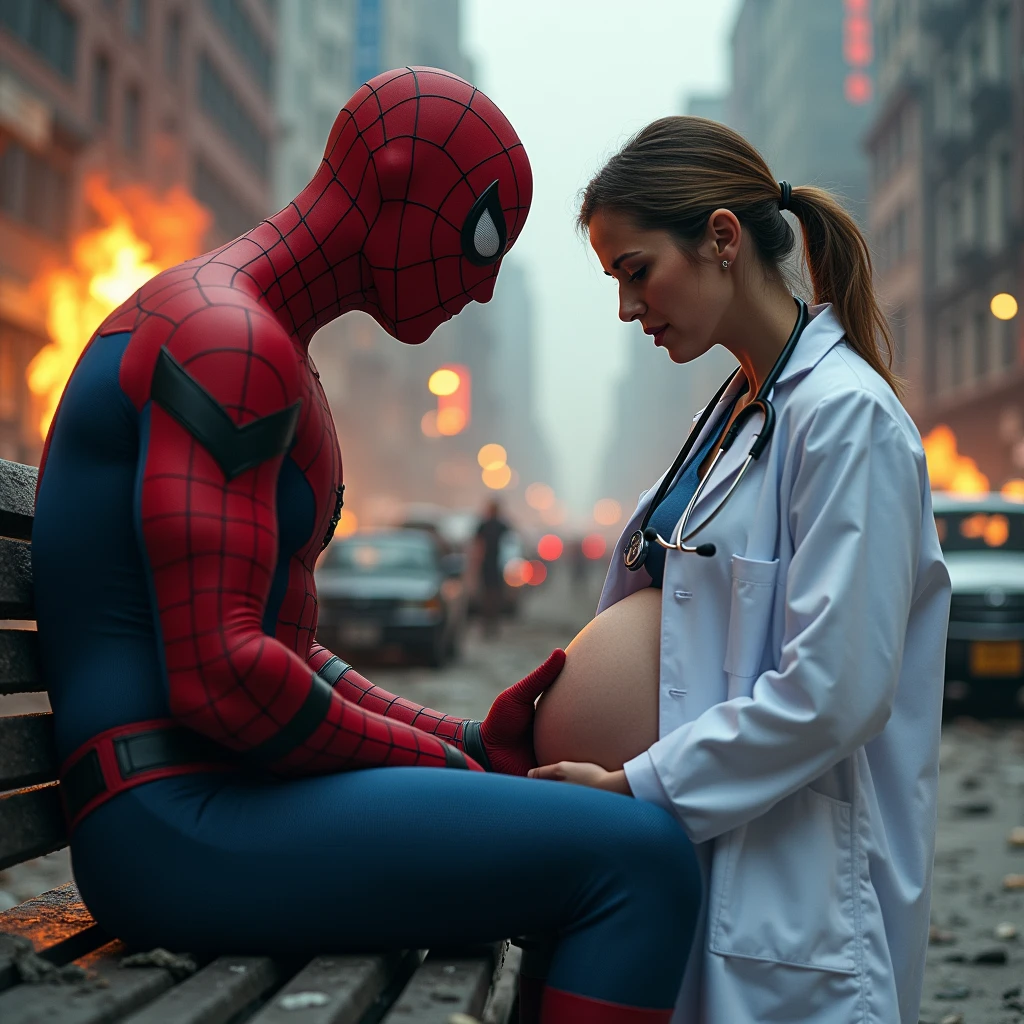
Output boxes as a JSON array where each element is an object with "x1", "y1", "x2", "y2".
[{"x1": 722, "y1": 260, "x2": 730, "y2": 269}]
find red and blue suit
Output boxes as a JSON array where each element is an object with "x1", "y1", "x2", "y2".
[{"x1": 31, "y1": 68, "x2": 699, "y2": 1023}]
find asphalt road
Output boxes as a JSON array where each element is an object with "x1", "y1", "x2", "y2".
[{"x1": 3, "y1": 569, "x2": 1023, "y2": 1022}]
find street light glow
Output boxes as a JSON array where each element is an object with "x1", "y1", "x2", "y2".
[
  {"x1": 991, "y1": 293, "x2": 1019, "y2": 320},
  {"x1": 525, "y1": 482, "x2": 555, "y2": 511},
  {"x1": 428, "y1": 368, "x2": 461, "y2": 396},
  {"x1": 420, "y1": 410, "x2": 440, "y2": 438},
  {"x1": 477, "y1": 443, "x2": 507, "y2": 470},
  {"x1": 537, "y1": 534, "x2": 563, "y2": 561},
  {"x1": 436, "y1": 407, "x2": 467, "y2": 435},
  {"x1": 482, "y1": 464, "x2": 512, "y2": 489},
  {"x1": 593, "y1": 498, "x2": 622, "y2": 526}
]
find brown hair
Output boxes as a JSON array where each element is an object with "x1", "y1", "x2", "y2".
[{"x1": 578, "y1": 116, "x2": 902, "y2": 396}]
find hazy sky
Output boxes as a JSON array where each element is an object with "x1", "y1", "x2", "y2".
[{"x1": 463, "y1": 0, "x2": 744, "y2": 512}]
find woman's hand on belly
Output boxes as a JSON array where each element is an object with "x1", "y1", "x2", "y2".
[{"x1": 528, "y1": 762, "x2": 633, "y2": 795}]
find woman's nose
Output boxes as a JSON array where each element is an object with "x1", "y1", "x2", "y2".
[{"x1": 618, "y1": 289, "x2": 645, "y2": 323}]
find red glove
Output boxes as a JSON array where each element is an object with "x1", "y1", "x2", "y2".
[{"x1": 463, "y1": 650, "x2": 566, "y2": 776}]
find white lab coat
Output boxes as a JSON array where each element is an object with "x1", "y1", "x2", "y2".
[{"x1": 600, "y1": 304, "x2": 951, "y2": 1023}]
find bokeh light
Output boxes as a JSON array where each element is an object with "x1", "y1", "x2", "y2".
[
  {"x1": 503, "y1": 557, "x2": 528, "y2": 587},
  {"x1": 525, "y1": 482, "x2": 555, "y2": 510},
  {"x1": 582, "y1": 533, "x2": 608, "y2": 559},
  {"x1": 537, "y1": 534, "x2": 563, "y2": 561},
  {"x1": 1003, "y1": 479, "x2": 1024, "y2": 502},
  {"x1": 527, "y1": 560, "x2": 547, "y2": 586},
  {"x1": 335, "y1": 509, "x2": 358, "y2": 538},
  {"x1": 482, "y1": 464, "x2": 512, "y2": 489},
  {"x1": 991, "y1": 293, "x2": 1019, "y2": 320},
  {"x1": 593, "y1": 498, "x2": 622, "y2": 526},
  {"x1": 420, "y1": 410, "x2": 440, "y2": 438},
  {"x1": 477, "y1": 443, "x2": 507, "y2": 470},
  {"x1": 436, "y1": 406, "x2": 467, "y2": 435},
  {"x1": 844, "y1": 72, "x2": 872, "y2": 105},
  {"x1": 428, "y1": 368, "x2": 461, "y2": 396}
]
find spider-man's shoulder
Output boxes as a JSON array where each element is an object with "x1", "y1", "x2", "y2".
[{"x1": 113, "y1": 267, "x2": 304, "y2": 417}]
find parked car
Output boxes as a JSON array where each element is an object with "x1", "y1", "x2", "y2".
[
  {"x1": 934, "y1": 493, "x2": 1024, "y2": 715},
  {"x1": 315, "y1": 528, "x2": 467, "y2": 667}
]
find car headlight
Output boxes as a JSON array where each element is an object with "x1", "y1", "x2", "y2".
[{"x1": 401, "y1": 597, "x2": 442, "y2": 611}]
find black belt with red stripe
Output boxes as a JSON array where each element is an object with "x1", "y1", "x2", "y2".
[{"x1": 60, "y1": 719, "x2": 239, "y2": 832}]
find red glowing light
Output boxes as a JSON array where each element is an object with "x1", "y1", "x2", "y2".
[
  {"x1": 844, "y1": 16, "x2": 873, "y2": 66},
  {"x1": 581, "y1": 534, "x2": 607, "y2": 560},
  {"x1": 527, "y1": 560, "x2": 547, "y2": 586},
  {"x1": 537, "y1": 534, "x2": 563, "y2": 561},
  {"x1": 845, "y1": 72, "x2": 873, "y2": 105}
]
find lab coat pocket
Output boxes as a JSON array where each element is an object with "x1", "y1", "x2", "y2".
[
  {"x1": 709, "y1": 787, "x2": 859, "y2": 975},
  {"x1": 723, "y1": 556, "x2": 779, "y2": 699}
]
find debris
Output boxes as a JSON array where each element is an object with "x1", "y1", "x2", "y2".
[
  {"x1": 930, "y1": 925, "x2": 957, "y2": 945},
  {"x1": 939, "y1": 1014, "x2": 965, "y2": 1024},
  {"x1": 120, "y1": 949, "x2": 197, "y2": 981},
  {"x1": 943, "y1": 952, "x2": 966, "y2": 962},
  {"x1": 447, "y1": 1016, "x2": 481, "y2": 1024},
  {"x1": 1010, "y1": 827, "x2": 1024, "y2": 847},
  {"x1": 279, "y1": 992, "x2": 330, "y2": 1010},
  {"x1": 1, "y1": 932, "x2": 88, "y2": 985},
  {"x1": 1004, "y1": 984, "x2": 1022, "y2": 999},
  {"x1": 971, "y1": 946, "x2": 1008, "y2": 964},
  {"x1": 960, "y1": 774, "x2": 982, "y2": 790},
  {"x1": 995, "y1": 922, "x2": 1018, "y2": 941},
  {"x1": 1004, "y1": 874, "x2": 1024, "y2": 890},
  {"x1": 935, "y1": 984, "x2": 971, "y2": 1000}
]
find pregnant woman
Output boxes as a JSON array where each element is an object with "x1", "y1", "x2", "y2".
[{"x1": 531, "y1": 116, "x2": 951, "y2": 1023}]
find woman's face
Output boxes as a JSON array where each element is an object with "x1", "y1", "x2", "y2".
[{"x1": 588, "y1": 208, "x2": 738, "y2": 364}]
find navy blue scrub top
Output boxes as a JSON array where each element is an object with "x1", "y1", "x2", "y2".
[{"x1": 645, "y1": 392, "x2": 744, "y2": 589}]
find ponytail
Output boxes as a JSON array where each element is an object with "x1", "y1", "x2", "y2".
[
  {"x1": 787, "y1": 186, "x2": 903, "y2": 397},
  {"x1": 578, "y1": 116, "x2": 903, "y2": 397}
]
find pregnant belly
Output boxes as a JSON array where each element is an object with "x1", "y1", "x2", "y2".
[{"x1": 533, "y1": 587, "x2": 662, "y2": 771}]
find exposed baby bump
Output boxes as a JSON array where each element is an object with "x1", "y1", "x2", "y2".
[{"x1": 533, "y1": 587, "x2": 662, "y2": 771}]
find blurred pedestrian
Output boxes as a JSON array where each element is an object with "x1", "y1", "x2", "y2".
[{"x1": 473, "y1": 499, "x2": 510, "y2": 638}]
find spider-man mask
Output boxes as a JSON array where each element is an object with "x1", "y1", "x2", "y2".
[{"x1": 325, "y1": 67, "x2": 533, "y2": 345}]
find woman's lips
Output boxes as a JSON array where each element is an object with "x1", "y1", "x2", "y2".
[{"x1": 652, "y1": 326, "x2": 668, "y2": 346}]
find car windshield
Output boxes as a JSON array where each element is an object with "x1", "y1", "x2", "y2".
[
  {"x1": 323, "y1": 534, "x2": 436, "y2": 573},
  {"x1": 934, "y1": 510, "x2": 1024, "y2": 553}
]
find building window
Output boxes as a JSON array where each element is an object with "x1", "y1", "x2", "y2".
[
  {"x1": 0, "y1": 0, "x2": 78, "y2": 79},
  {"x1": 127, "y1": 0, "x2": 147, "y2": 38},
  {"x1": 973, "y1": 175, "x2": 987, "y2": 248},
  {"x1": 1004, "y1": 319, "x2": 1019, "y2": 369},
  {"x1": 193, "y1": 157, "x2": 261, "y2": 241},
  {"x1": 999, "y1": 151, "x2": 1014, "y2": 229},
  {"x1": 198, "y1": 55, "x2": 269, "y2": 177},
  {"x1": 205, "y1": 0, "x2": 272, "y2": 94},
  {"x1": 123, "y1": 84, "x2": 141, "y2": 152},
  {"x1": 0, "y1": 139, "x2": 69, "y2": 240},
  {"x1": 165, "y1": 10, "x2": 182, "y2": 80},
  {"x1": 974, "y1": 309, "x2": 989, "y2": 379},
  {"x1": 949, "y1": 324, "x2": 963, "y2": 391},
  {"x1": 92, "y1": 51, "x2": 111, "y2": 126}
]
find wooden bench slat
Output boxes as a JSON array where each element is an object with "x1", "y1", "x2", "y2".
[
  {"x1": 0, "y1": 459, "x2": 37, "y2": 543},
  {"x1": 0, "y1": 629, "x2": 43, "y2": 696},
  {"x1": 0, "y1": 539, "x2": 33, "y2": 619},
  {"x1": 381, "y1": 949, "x2": 496, "y2": 1023},
  {"x1": 0, "y1": 783, "x2": 68, "y2": 871},
  {"x1": 120, "y1": 956, "x2": 279, "y2": 1024},
  {"x1": 0, "y1": 940, "x2": 174, "y2": 1024},
  {"x1": 0, "y1": 882, "x2": 109, "y2": 992},
  {"x1": 481, "y1": 943, "x2": 521, "y2": 1024},
  {"x1": 0, "y1": 712, "x2": 57, "y2": 790},
  {"x1": 246, "y1": 951, "x2": 417, "y2": 1024}
]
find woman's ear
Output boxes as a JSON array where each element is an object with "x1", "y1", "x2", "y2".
[{"x1": 706, "y1": 209, "x2": 742, "y2": 265}]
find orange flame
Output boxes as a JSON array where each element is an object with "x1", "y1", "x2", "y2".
[
  {"x1": 922, "y1": 424, "x2": 990, "y2": 495},
  {"x1": 27, "y1": 175, "x2": 211, "y2": 439}
]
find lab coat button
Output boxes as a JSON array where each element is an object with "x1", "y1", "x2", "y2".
[
  {"x1": 668, "y1": 688, "x2": 687, "y2": 698},
  {"x1": 673, "y1": 590, "x2": 692, "y2": 601}
]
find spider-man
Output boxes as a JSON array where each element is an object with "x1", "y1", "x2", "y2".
[{"x1": 32, "y1": 68, "x2": 699, "y2": 1023}]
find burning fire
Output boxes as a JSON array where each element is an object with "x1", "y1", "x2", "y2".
[
  {"x1": 27, "y1": 174, "x2": 210, "y2": 439},
  {"x1": 922, "y1": 425, "x2": 989, "y2": 495}
]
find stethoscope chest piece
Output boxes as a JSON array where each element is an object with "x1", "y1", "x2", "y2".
[{"x1": 623, "y1": 530, "x2": 647, "y2": 570}]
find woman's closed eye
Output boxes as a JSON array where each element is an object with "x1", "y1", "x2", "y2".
[{"x1": 628, "y1": 266, "x2": 647, "y2": 283}]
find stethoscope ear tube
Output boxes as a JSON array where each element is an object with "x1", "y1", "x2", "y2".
[{"x1": 625, "y1": 296, "x2": 808, "y2": 569}]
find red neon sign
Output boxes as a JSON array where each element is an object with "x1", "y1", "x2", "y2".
[{"x1": 843, "y1": 0, "x2": 874, "y2": 105}]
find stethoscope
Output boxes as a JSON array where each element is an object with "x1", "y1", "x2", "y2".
[{"x1": 623, "y1": 296, "x2": 809, "y2": 570}]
